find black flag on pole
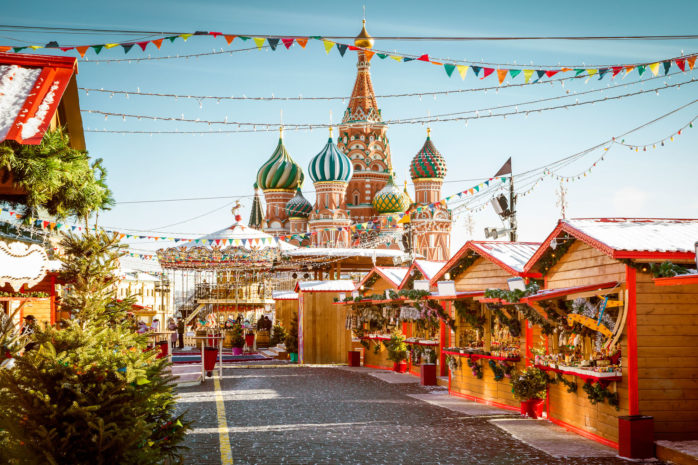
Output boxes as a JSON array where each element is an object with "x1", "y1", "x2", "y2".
[{"x1": 494, "y1": 157, "x2": 512, "y2": 177}]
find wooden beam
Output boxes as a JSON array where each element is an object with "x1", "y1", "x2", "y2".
[{"x1": 564, "y1": 285, "x2": 625, "y2": 301}]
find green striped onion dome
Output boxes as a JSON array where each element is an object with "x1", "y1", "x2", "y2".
[
  {"x1": 256, "y1": 137, "x2": 304, "y2": 190},
  {"x1": 410, "y1": 135, "x2": 447, "y2": 180},
  {"x1": 373, "y1": 175, "x2": 409, "y2": 214},
  {"x1": 285, "y1": 187, "x2": 312, "y2": 218},
  {"x1": 308, "y1": 137, "x2": 353, "y2": 184}
]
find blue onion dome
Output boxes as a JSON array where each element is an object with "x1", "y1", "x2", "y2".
[
  {"x1": 410, "y1": 128, "x2": 447, "y2": 180},
  {"x1": 256, "y1": 129, "x2": 304, "y2": 190},
  {"x1": 308, "y1": 128, "x2": 353, "y2": 183},
  {"x1": 373, "y1": 174, "x2": 409, "y2": 214},
  {"x1": 285, "y1": 187, "x2": 312, "y2": 219}
]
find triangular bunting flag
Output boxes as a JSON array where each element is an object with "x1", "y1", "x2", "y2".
[
  {"x1": 417, "y1": 54, "x2": 429, "y2": 61},
  {"x1": 456, "y1": 65, "x2": 468, "y2": 79},
  {"x1": 675, "y1": 58, "x2": 686, "y2": 72},
  {"x1": 267, "y1": 38, "x2": 279, "y2": 50},
  {"x1": 180, "y1": 33, "x2": 193, "y2": 41},
  {"x1": 597, "y1": 68, "x2": 609, "y2": 80},
  {"x1": 509, "y1": 69, "x2": 521, "y2": 79},
  {"x1": 152, "y1": 38, "x2": 163, "y2": 49},
  {"x1": 648, "y1": 62, "x2": 659, "y2": 76},
  {"x1": 253, "y1": 37, "x2": 265, "y2": 50},
  {"x1": 574, "y1": 69, "x2": 585, "y2": 76},
  {"x1": 336, "y1": 43, "x2": 347, "y2": 56},
  {"x1": 444, "y1": 63, "x2": 456, "y2": 77},
  {"x1": 347, "y1": 45, "x2": 359, "y2": 51},
  {"x1": 545, "y1": 70, "x2": 559, "y2": 78},
  {"x1": 104, "y1": 43, "x2": 120, "y2": 49},
  {"x1": 137, "y1": 41, "x2": 149, "y2": 51},
  {"x1": 0, "y1": 46, "x2": 12, "y2": 53},
  {"x1": 281, "y1": 38, "x2": 294, "y2": 49},
  {"x1": 121, "y1": 43, "x2": 135, "y2": 54},
  {"x1": 481, "y1": 67, "x2": 495, "y2": 79},
  {"x1": 12, "y1": 47, "x2": 27, "y2": 53},
  {"x1": 637, "y1": 65, "x2": 646, "y2": 76},
  {"x1": 535, "y1": 70, "x2": 546, "y2": 81},
  {"x1": 239, "y1": 36, "x2": 250, "y2": 41},
  {"x1": 662, "y1": 60, "x2": 671, "y2": 75},
  {"x1": 586, "y1": 68, "x2": 598, "y2": 77},
  {"x1": 523, "y1": 69, "x2": 534, "y2": 83},
  {"x1": 390, "y1": 55, "x2": 402, "y2": 62},
  {"x1": 687, "y1": 56, "x2": 696, "y2": 70},
  {"x1": 377, "y1": 53, "x2": 388, "y2": 59},
  {"x1": 76, "y1": 46, "x2": 90, "y2": 57},
  {"x1": 166, "y1": 36, "x2": 178, "y2": 43},
  {"x1": 92, "y1": 45, "x2": 104, "y2": 54},
  {"x1": 224, "y1": 35, "x2": 236, "y2": 45},
  {"x1": 209, "y1": 32, "x2": 222, "y2": 38},
  {"x1": 471, "y1": 66, "x2": 482, "y2": 77},
  {"x1": 403, "y1": 57, "x2": 414, "y2": 62},
  {"x1": 364, "y1": 50, "x2": 374, "y2": 61},
  {"x1": 496, "y1": 68, "x2": 507, "y2": 84},
  {"x1": 323, "y1": 40, "x2": 334, "y2": 53},
  {"x1": 611, "y1": 66, "x2": 623, "y2": 77}
]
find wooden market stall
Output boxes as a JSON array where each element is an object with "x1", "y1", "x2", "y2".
[
  {"x1": 520, "y1": 218, "x2": 698, "y2": 448},
  {"x1": 294, "y1": 280, "x2": 356, "y2": 364},
  {"x1": 356, "y1": 266, "x2": 408, "y2": 369},
  {"x1": 429, "y1": 241, "x2": 541, "y2": 410},
  {"x1": 271, "y1": 290, "x2": 298, "y2": 332}
]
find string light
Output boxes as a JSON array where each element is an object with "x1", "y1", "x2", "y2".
[{"x1": 83, "y1": 78, "x2": 695, "y2": 134}]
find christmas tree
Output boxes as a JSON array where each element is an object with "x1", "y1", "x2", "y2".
[
  {"x1": 285, "y1": 313, "x2": 299, "y2": 355},
  {"x1": 0, "y1": 231, "x2": 189, "y2": 464}
]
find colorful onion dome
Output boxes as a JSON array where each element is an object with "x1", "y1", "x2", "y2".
[
  {"x1": 410, "y1": 129, "x2": 447, "y2": 180},
  {"x1": 308, "y1": 130, "x2": 353, "y2": 184},
  {"x1": 285, "y1": 187, "x2": 312, "y2": 219},
  {"x1": 373, "y1": 174, "x2": 409, "y2": 214},
  {"x1": 354, "y1": 20, "x2": 374, "y2": 49},
  {"x1": 256, "y1": 130, "x2": 304, "y2": 190}
]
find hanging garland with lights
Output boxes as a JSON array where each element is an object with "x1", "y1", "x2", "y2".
[
  {"x1": 447, "y1": 251, "x2": 480, "y2": 280},
  {"x1": 536, "y1": 237, "x2": 575, "y2": 276}
]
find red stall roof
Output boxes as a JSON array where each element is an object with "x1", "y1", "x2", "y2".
[{"x1": 0, "y1": 53, "x2": 77, "y2": 145}]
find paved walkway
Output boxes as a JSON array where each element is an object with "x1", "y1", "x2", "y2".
[{"x1": 175, "y1": 366, "x2": 650, "y2": 465}]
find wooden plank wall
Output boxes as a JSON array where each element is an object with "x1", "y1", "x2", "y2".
[
  {"x1": 274, "y1": 299, "x2": 297, "y2": 332},
  {"x1": 544, "y1": 240, "x2": 628, "y2": 445},
  {"x1": 363, "y1": 341, "x2": 393, "y2": 369},
  {"x1": 635, "y1": 273, "x2": 698, "y2": 441},
  {"x1": 363, "y1": 277, "x2": 393, "y2": 296},
  {"x1": 453, "y1": 257, "x2": 511, "y2": 292},
  {"x1": 301, "y1": 292, "x2": 351, "y2": 364}
]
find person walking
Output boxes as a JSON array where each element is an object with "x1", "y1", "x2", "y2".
[
  {"x1": 167, "y1": 318, "x2": 177, "y2": 351},
  {"x1": 176, "y1": 318, "x2": 185, "y2": 349}
]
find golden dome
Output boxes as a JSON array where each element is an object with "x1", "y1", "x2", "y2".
[{"x1": 354, "y1": 20, "x2": 374, "y2": 49}]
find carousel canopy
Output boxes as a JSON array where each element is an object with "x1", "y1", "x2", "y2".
[{"x1": 157, "y1": 222, "x2": 296, "y2": 270}]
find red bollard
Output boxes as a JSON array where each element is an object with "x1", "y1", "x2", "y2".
[
  {"x1": 420, "y1": 363, "x2": 437, "y2": 385},
  {"x1": 245, "y1": 333, "x2": 255, "y2": 350},
  {"x1": 155, "y1": 341, "x2": 169, "y2": 359},
  {"x1": 203, "y1": 346, "x2": 219, "y2": 377},
  {"x1": 618, "y1": 415, "x2": 654, "y2": 459},
  {"x1": 348, "y1": 351, "x2": 361, "y2": 367}
]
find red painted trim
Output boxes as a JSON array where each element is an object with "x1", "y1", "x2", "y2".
[
  {"x1": 439, "y1": 317, "x2": 447, "y2": 377},
  {"x1": 448, "y1": 389, "x2": 520, "y2": 412},
  {"x1": 358, "y1": 267, "x2": 404, "y2": 291},
  {"x1": 654, "y1": 274, "x2": 698, "y2": 286},
  {"x1": 522, "y1": 281, "x2": 618, "y2": 302},
  {"x1": 548, "y1": 415, "x2": 619, "y2": 449},
  {"x1": 613, "y1": 250, "x2": 695, "y2": 260},
  {"x1": 525, "y1": 320, "x2": 533, "y2": 367},
  {"x1": 49, "y1": 275, "x2": 56, "y2": 326},
  {"x1": 0, "y1": 53, "x2": 77, "y2": 70},
  {"x1": 398, "y1": 262, "x2": 424, "y2": 290},
  {"x1": 626, "y1": 266, "x2": 639, "y2": 415}
]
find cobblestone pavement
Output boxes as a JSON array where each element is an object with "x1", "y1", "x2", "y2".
[{"x1": 176, "y1": 366, "x2": 653, "y2": 465}]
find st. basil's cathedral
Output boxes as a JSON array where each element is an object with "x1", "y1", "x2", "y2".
[{"x1": 251, "y1": 21, "x2": 452, "y2": 261}]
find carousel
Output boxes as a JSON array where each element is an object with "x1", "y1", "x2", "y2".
[{"x1": 156, "y1": 203, "x2": 296, "y2": 351}]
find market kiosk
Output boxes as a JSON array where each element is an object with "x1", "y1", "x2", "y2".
[
  {"x1": 430, "y1": 241, "x2": 540, "y2": 411},
  {"x1": 520, "y1": 218, "x2": 698, "y2": 449}
]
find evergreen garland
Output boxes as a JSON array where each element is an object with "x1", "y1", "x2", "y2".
[
  {"x1": 556, "y1": 373, "x2": 578, "y2": 393},
  {"x1": 363, "y1": 273, "x2": 380, "y2": 289},
  {"x1": 0, "y1": 291, "x2": 49, "y2": 298},
  {"x1": 448, "y1": 252, "x2": 479, "y2": 280},
  {"x1": 582, "y1": 381, "x2": 619, "y2": 410},
  {"x1": 446, "y1": 354, "x2": 460, "y2": 372},
  {"x1": 454, "y1": 299, "x2": 485, "y2": 332},
  {"x1": 489, "y1": 304, "x2": 522, "y2": 338},
  {"x1": 536, "y1": 238, "x2": 575, "y2": 276},
  {"x1": 466, "y1": 357, "x2": 483, "y2": 379},
  {"x1": 488, "y1": 359, "x2": 504, "y2": 381},
  {"x1": 514, "y1": 304, "x2": 555, "y2": 335}
]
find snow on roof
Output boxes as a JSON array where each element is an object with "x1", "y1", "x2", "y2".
[
  {"x1": 180, "y1": 223, "x2": 297, "y2": 251},
  {"x1": 272, "y1": 290, "x2": 299, "y2": 300},
  {"x1": 563, "y1": 218, "x2": 698, "y2": 254},
  {"x1": 121, "y1": 271, "x2": 160, "y2": 282},
  {"x1": 284, "y1": 247, "x2": 410, "y2": 259},
  {"x1": 471, "y1": 241, "x2": 541, "y2": 273},
  {"x1": 414, "y1": 260, "x2": 446, "y2": 280},
  {"x1": 0, "y1": 54, "x2": 77, "y2": 144},
  {"x1": 295, "y1": 280, "x2": 356, "y2": 292},
  {"x1": 375, "y1": 267, "x2": 409, "y2": 287}
]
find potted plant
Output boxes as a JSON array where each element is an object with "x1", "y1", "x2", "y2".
[
  {"x1": 384, "y1": 329, "x2": 408, "y2": 373},
  {"x1": 285, "y1": 313, "x2": 299, "y2": 363},
  {"x1": 511, "y1": 366, "x2": 548, "y2": 418},
  {"x1": 230, "y1": 324, "x2": 245, "y2": 356}
]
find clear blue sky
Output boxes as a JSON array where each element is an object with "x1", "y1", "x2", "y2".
[{"x1": 3, "y1": 0, "x2": 698, "y2": 259}]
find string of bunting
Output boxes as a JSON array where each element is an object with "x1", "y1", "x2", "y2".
[{"x1": 2, "y1": 31, "x2": 696, "y2": 84}]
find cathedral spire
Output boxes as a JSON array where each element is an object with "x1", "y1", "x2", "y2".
[{"x1": 342, "y1": 21, "x2": 381, "y2": 124}]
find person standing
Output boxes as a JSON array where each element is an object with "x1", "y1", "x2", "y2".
[
  {"x1": 176, "y1": 318, "x2": 185, "y2": 349},
  {"x1": 167, "y1": 318, "x2": 177, "y2": 350}
]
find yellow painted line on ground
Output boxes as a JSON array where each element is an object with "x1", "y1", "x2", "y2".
[{"x1": 213, "y1": 376, "x2": 234, "y2": 465}]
